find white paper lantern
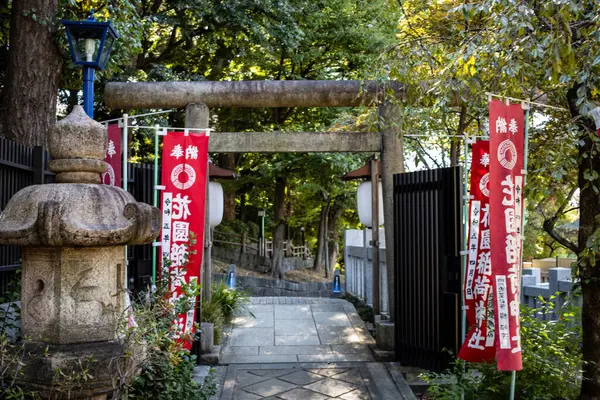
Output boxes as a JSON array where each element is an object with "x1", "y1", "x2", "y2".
[
  {"x1": 208, "y1": 181, "x2": 224, "y2": 228},
  {"x1": 357, "y1": 180, "x2": 384, "y2": 227}
]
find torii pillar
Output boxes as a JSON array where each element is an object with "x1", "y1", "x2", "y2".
[{"x1": 105, "y1": 79, "x2": 403, "y2": 321}]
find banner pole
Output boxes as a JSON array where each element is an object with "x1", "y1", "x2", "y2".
[
  {"x1": 122, "y1": 114, "x2": 129, "y2": 297},
  {"x1": 461, "y1": 135, "x2": 470, "y2": 343},
  {"x1": 509, "y1": 101, "x2": 530, "y2": 400},
  {"x1": 152, "y1": 125, "x2": 159, "y2": 285}
]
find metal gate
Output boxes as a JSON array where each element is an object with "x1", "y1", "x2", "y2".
[{"x1": 393, "y1": 167, "x2": 462, "y2": 371}]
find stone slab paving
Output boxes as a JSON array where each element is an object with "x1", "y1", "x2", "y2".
[
  {"x1": 218, "y1": 362, "x2": 416, "y2": 400},
  {"x1": 213, "y1": 298, "x2": 415, "y2": 399},
  {"x1": 222, "y1": 297, "x2": 375, "y2": 364}
]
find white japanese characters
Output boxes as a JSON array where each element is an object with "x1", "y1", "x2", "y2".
[
  {"x1": 463, "y1": 146, "x2": 495, "y2": 355},
  {"x1": 107, "y1": 139, "x2": 116, "y2": 158},
  {"x1": 170, "y1": 144, "x2": 199, "y2": 160},
  {"x1": 160, "y1": 134, "x2": 209, "y2": 343},
  {"x1": 492, "y1": 108, "x2": 523, "y2": 361}
]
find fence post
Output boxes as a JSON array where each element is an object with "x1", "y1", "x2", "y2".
[
  {"x1": 32, "y1": 146, "x2": 45, "y2": 184},
  {"x1": 242, "y1": 232, "x2": 247, "y2": 254}
]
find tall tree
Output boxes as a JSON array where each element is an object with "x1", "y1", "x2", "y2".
[
  {"x1": 270, "y1": 176, "x2": 287, "y2": 279},
  {"x1": 1, "y1": 0, "x2": 62, "y2": 146},
  {"x1": 388, "y1": 1, "x2": 600, "y2": 396}
]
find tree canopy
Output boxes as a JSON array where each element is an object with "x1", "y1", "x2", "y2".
[{"x1": 3, "y1": 0, "x2": 600, "y2": 396}]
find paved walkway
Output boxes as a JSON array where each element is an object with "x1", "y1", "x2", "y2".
[
  {"x1": 222, "y1": 297, "x2": 374, "y2": 364},
  {"x1": 215, "y1": 297, "x2": 415, "y2": 400}
]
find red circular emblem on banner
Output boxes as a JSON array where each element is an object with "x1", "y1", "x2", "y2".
[
  {"x1": 497, "y1": 139, "x2": 517, "y2": 170},
  {"x1": 479, "y1": 173, "x2": 490, "y2": 197},
  {"x1": 171, "y1": 164, "x2": 196, "y2": 190}
]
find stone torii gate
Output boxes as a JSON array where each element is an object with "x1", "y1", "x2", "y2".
[{"x1": 105, "y1": 79, "x2": 404, "y2": 320}]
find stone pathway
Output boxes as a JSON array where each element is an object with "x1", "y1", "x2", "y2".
[
  {"x1": 221, "y1": 297, "x2": 374, "y2": 364},
  {"x1": 215, "y1": 297, "x2": 415, "y2": 400}
]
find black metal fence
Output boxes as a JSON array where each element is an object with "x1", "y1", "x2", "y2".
[
  {"x1": 393, "y1": 167, "x2": 463, "y2": 371},
  {"x1": 126, "y1": 162, "x2": 160, "y2": 291},
  {"x1": 0, "y1": 137, "x2": 55, "y2": 295},
  {"x1": 0, "y1": 137, "x2": 158, "y2": 295}
]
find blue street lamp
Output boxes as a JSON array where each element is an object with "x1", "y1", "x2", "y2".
[{"x1": 62, "y1": 13, "x2": 119, "y2": 118}]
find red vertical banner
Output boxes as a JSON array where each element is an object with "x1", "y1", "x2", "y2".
[
  {"x1": 489, "y1": 100, "x2": 524, "y2": 371},
  {"x1": 160, "y1": 131, "x2": 209, "y2": 347},
  {"x1": 458, "y1": 140, "x2": 496, "y2": 363},
  {"x1": 102, "y1": 124, "x2": 122, "y2": 187}
]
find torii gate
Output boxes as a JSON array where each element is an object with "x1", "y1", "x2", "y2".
[{"x1": 105, "y1": 79, "x2": 404, "y2": 320}]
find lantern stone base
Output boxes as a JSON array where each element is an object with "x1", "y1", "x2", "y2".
[
  {"x1": 17, "y1": 340, "x2": 138, "y2": 399},
  {"x1": 21, "y1": 246, "x2": 126, "y2": 345}
]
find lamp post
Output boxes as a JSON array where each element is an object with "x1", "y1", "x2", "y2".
[
  {"x1": 300, "y1": 226, "x2": 306, "y2": 259},
  {"x1": 258, "y1": 210, "x2": 266, "y2": 257},
  {"x1": 62, "y1": 12, "x2": 119, "y2": 118}
]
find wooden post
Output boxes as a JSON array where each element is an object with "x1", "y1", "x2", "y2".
[
  {"x1": 379, "y1": 99, "x2": 403, "y2": 321},
  {"x1": 242, "y1": 232, "x2": 247, "y2": 254},
  {"x1": 371, "y1": 157, "x2": 381, "y2": 316},
  {"x1": 185, "y1": 103, "x2": 211, "y2": 302}
]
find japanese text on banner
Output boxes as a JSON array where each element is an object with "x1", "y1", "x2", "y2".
[
  {"x1": 458, "y1": 140, "x2": 495, "y2": 363},
  {"x1": 101, "y1": 124, "x2": 122, "y2": 187},
  {"x1": 160, "y1": 132, "x2": 209, "y2": 347},
  {"x1": 489, "y1": 100, "x2": 524, "y2": 371}
]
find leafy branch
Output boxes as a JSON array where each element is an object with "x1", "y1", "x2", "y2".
[{"x1": 540, "y1": 186, "x2": 580, "y2": 254}]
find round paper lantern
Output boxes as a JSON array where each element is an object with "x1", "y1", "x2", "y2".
[
  {"x1": 357, "y1": 180, "x2": 384, "y2": 227},
  {"x1": 208, "y1": 181, "x2": 224, "y2": 228}
]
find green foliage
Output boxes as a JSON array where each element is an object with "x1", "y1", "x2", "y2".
[
  {"x1": 0, "y1": 333, "x2": 40, "y2": 400},
  {"x1": 0, "y1": 266, "x2": 21, "y2": 340},
  {"x1": 423, "y1": 301, "x2": 582, "y2": 400},
  {"x1": 123, "y1": 256, "x2": 216, "y2": 400},
  {"x1": 200, "y1": 297, "x2": 225, "y2": 345},
  {"x1": 201, "y1": 281, "x2": 251, "y2": 345},
  {"x1": 211, "y1": 281, "x2": 250, "y2": 322}
]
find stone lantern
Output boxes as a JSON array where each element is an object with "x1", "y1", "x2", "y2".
[{"x1": 0, "y1": 106, "x2": 160, "y2": 399}]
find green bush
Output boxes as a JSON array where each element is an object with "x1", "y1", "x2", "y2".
[
  {"x1": 122, "y1": 258, "x2": 217, "y2": 400},
  {"x1": 423, "y1": 299, "x2": 582, "y2": 400},
  {"x1": 211, "y1": 281, "x2": 250, "y2": 321},
  {"x1": 0, "y1": 259, "x2": 218, "y2": 400},
  {"x1": 201, "y1": 297, "x2": 225, "y2": 345},
  {"x1": 200, "y1": 281, "x2": 251, "y2": 345}
]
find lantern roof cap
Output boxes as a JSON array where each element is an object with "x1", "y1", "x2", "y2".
[
  {"x1": 61, "y1": 18, "x2": 119, "y2": 40},
  {"x1": 341, "y1": 158, "x2": 381, "y2": 180},
  {"x1": 209, "y1": 162, "x2": 238, "y2": 180}
]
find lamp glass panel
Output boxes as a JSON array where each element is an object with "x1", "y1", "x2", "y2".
[{"x1": 98, "y1": 35, "x2": 115, "y2": 69}]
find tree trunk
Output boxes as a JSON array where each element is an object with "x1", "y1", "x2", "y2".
[
  {"x1": 326, "y1": 201, "x2": 344, "y2": 279},
  {"x1": 450, "y1": 140, "x2": 459, "y2": 166},
  {"x1": 270, "y1": 177, "x2": 286, "y2": 279},
  {"x1": 577, "y1": 139, "x2": 600, "y2": 398},
  {"x1": 566, "y1": 86, "x2": 600, "y2": 399},
  {"x1": 239, "y1": 190, "x2": 247, "y2": 222},
  {"x1": 1, "y1": 0, "x2": 62, "y2": 146},
  {"x1": 219, "y1": 153, "x2": 238, "y2": 221},
  {"x1": 450, "y1": 105, "x2": 468, "y2": 166},
  {"x1": 313, "y1": 199, "x2": 331, "y2": 273}
]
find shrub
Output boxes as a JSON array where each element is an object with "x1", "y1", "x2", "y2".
[
  {"x1": 211, "y1": 281, "x2": 250, "y2": 321},
  {"x1": 200, "y1": 297, "x2": 225, "y2": 345},
  {"x1": 423, "y1": 299, "x2": 582, "y2": 400},
  {"x1": 119, "y1": 254, "x2": 218, "y2": 400}
]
